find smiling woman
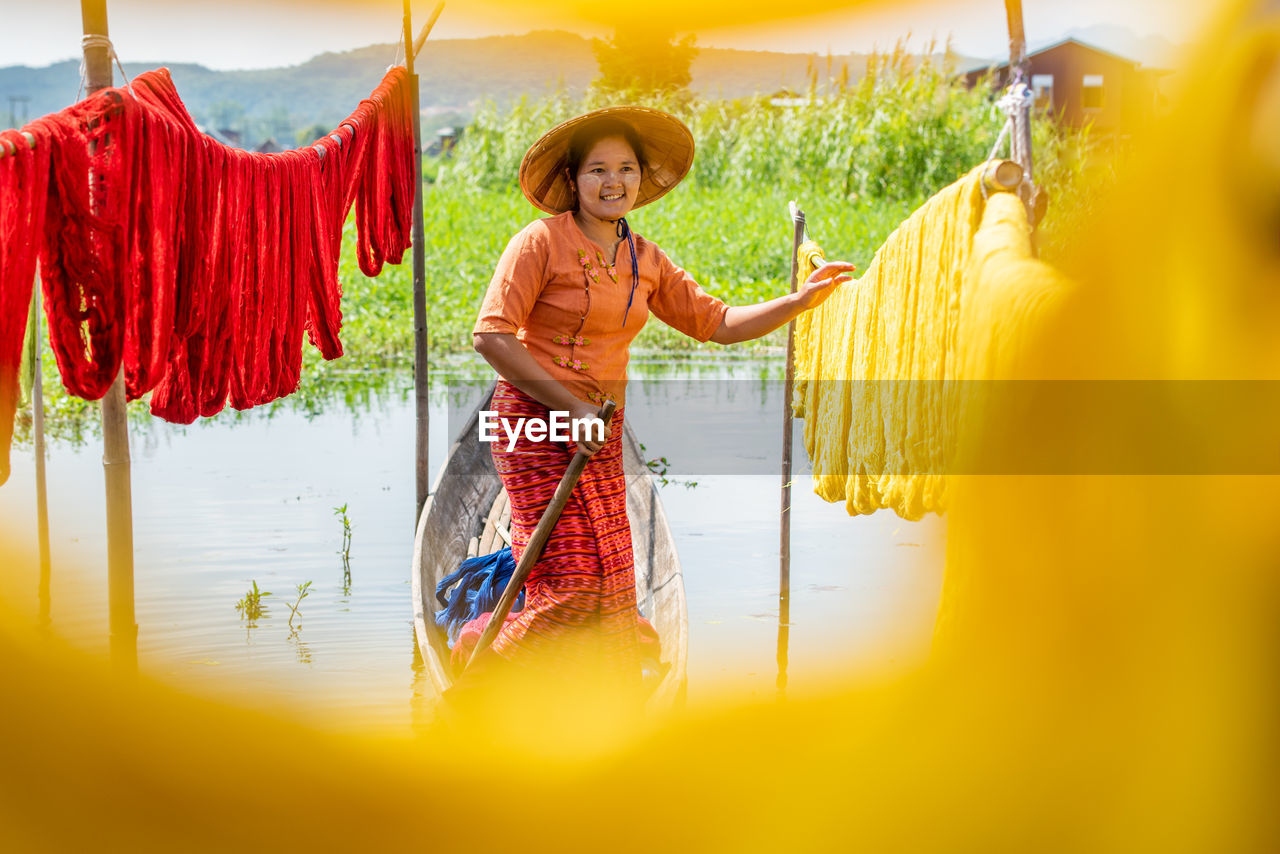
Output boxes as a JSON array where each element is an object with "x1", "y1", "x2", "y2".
[
  {"x1": 565, "y1": 118, "x2": 646, "y2": 231},
  {"x1": 458, "y1": 105, "x2": 855, "y2": 703}
]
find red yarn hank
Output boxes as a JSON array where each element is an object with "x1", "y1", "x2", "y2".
[
  {"x1": 352, "y1": 70, "x2": 416, "y2": 277},
  {"x1": 0, "y1": 66, "x2": 417, "y2": 473},
  {"x1": 144, "y1": 66, "x2": 416, "y2": 422},
  {"x1": 0, "y1": 126, "x2": 52, "y2": 484},
  {"x1": 33, "y1": 90, "x2": 132, "y2": 403}
]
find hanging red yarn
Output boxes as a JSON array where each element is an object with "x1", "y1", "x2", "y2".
[
  {"x1": 30, "y1": 90, "x2": 132, "y2": 403},
  {"x1": 0, "y1": 127, "x2": 52, "y2": 484},
  {"x1": 138, "y1": 66, "x2": 416, "y2": 421},
  {"x1": 352, "y1": 72, "x2": 415, "y2": 277},
  {"x1": 0, "y1": 65, "x2": 416, "y2": 458}
]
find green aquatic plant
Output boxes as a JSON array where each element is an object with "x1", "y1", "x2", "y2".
[
  {"x1": 334, "y1": 503, "x2": 352, "y2": 561},
  {"x1": 640, "y1": 442, "x2": 699, "y2": 490},
  {"x1": 234, "y1": 580, "x2": 271, "y2": 622},
  {"x1": 334, "y1": 503, "x2": 353, "y2": 593},
  {"x1": 286, "y1": 581, "x2": 313, "y2": 630}
]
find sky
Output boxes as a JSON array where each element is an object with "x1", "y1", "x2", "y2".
[{"x1": 0, "y1": 0, "x2": 1216, "y2": 70}]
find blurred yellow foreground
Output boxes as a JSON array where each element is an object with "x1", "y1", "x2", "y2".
[{"x1": 3, "y1": 3, "x2": 1278, "y2": 850}]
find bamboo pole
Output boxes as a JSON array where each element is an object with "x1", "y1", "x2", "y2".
[
  {"x1": 981, "y1": 159, "x2": 1024, "y2": 193},
  {"x1": 33, "y1": 285, "x2": 52, "y2": 628},
  {"x1": 405, "y1": 0, "x2": 431, "y2": 524},
  {"x1": 412, "y1": 2, "x2": 445, "y2": 60},
  {"x1": 81, "y1": 0, "x2": 137, "y2": 675},
  {"x1": 778, "y1": 202, "x2": 805, "y2": 698},
  {"x1": 1004, "y1": 0, "x2": 1026, "y2": 69},
  {"x1": 0, "y1": 131, "x2": 37, "y2": 160}
]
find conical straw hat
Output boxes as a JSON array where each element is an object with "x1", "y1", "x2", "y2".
[{"x1": 518, "y1": 106, "x2": 695, "y2": 215}]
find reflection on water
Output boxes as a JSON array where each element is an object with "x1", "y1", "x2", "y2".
[
  {"x1": 0, "y1": 356, "x2": 944, "y2": 731},
  {"x1": 776, "y1": 591, "x2": 790, "y2": 698},
  {"x1": 288, "y1": 630, "x2": 313, "y2": 666}
]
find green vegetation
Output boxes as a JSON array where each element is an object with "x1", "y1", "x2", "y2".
[
  {"x1": 286, "y1": 581, "x2": 313, "y2": 630},
  {"x1": 334, "y1": 503, "x2": 353, "y2": 594},
  {"x1": 334, "y1": 503, "x2": 353, "y2": 561},
  {"x1": 640, "y1": 443, "x2": 699, "y2": 490},
  {"x1": 234, "y1": 580, "x2": 271, "y2": 623}
]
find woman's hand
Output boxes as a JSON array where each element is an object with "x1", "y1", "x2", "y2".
[
  {"x1": 472, "y1": 334, "x2": 612, "y2": 457},
  {"x1": 796, "y1": 261, "x2": 856, "y2": 310},
  {"x1": 567, "y1": 399, "x2": 611, "y2": 457},
  {"x1": 710, "y1": 260, "x2": 857, "y2": 345}
]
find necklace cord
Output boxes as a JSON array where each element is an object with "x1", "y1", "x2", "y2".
[{"x1": 617, "y1": 217, "x2": 639, "y2": 326}]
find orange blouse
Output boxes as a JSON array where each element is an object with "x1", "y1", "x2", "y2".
[{"x1": 474, "y1": 211, "x2": 729, "y2": 406}]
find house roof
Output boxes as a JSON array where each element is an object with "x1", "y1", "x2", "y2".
[
  {"x1": 959, "y1": 37, "x2": 1151, "y2": 76},
  {"x1": 197, "y1": 125, "x2": 241, "y2": 148}
]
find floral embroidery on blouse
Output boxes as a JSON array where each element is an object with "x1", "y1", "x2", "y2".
[
  {"x1": 553, "y1": 355, "x2": 590, "y2": 372},
  {"x1": 576, "y1": 248, "x2": 618, "y2": 285},
  {"x1": 595, "y1": 250, "x2": 618, "y2": 283},
  {"x1": 576, "y1": 249, "x2": 599, "y2": 283},
  {"x1": 553, "y1": 334, "x2": 590, "y2": 346}
]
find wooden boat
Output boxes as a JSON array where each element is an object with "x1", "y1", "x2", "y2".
[{"x1": 411, "y1": 386, "x2": 688, "y2": 709}]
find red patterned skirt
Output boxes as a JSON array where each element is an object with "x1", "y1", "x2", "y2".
[{"x1": 453, "y1": 380, "x2": 643, "y2": 686}]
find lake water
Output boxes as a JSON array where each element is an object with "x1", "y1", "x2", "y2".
[{"x1": 0, "y1": 356, "x2": 944, "y2": 732}]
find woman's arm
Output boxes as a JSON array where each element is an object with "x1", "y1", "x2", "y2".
[
  {"x1": 473, "y1": 332, "x2": 609, "y2": 454},
  {"x1": 710, "y1": 261, "x2": 855, "y2": 345}
]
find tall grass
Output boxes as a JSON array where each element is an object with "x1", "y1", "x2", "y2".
[{"x1": 436, "y1": 43, "x2": 1087, "y2": 203}]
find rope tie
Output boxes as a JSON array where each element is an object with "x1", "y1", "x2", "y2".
[
  {"x1": 987, "y1": 83, "x2": 1032, "y2": 160},
  {"x1": 77, "y1": 34, "x2": 134, "y2": 100},
  {"x1": 391, "y1": 30, "x2": 405, "y2": 71},
  {"x1": 983, "y1": 82, "x2": 1035, "y2": 200}
]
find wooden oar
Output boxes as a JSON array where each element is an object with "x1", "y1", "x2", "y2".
[{"x1": 463, "y1": 399, "x2": 617, "y2": 671}]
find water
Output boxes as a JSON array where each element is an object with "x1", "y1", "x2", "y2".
[{"x1": 0, "y1": 357, "x2": 944, "y2": 731}]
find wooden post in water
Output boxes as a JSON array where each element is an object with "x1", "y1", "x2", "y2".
[
  {"x1": 405, "y1": 0, "x2": 431, "y2": 524},
  {"x1": 33, "y1": 285, "x2": 52, "y2": 627},
  {"x1": 778, "y1": 202, "x2": 805, "y2": 698},
  {"x1": 81, "y1": 0, "x2": 137, "y2": 675}
]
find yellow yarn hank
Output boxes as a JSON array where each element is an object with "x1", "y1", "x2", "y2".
[{"x1": 792, "y1": 165, "x2": 1071, "y2": 520}]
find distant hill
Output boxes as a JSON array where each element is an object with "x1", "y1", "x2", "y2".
[{"x1": 0, "y1": 30, "x2": 986, "y2": 143}]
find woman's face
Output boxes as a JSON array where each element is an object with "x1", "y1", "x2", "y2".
[{"x1": 571, "y1": 135, "x2": 642, "y2": 223}]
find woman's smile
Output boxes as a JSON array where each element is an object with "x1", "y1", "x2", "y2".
[{"x1": 572, "y1": 135, "x2": 642, "y2": 233}]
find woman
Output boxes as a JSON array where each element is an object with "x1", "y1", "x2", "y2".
[{"x1": 468, "y1": 107, "x2": 854, "y2": 694}]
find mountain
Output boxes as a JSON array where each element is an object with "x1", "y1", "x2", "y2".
[{"x1": 0, "y1": 30, "x2": 986, "y2": 141}]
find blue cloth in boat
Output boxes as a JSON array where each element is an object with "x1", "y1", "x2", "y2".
[{"x1": 435, "y1": 547, "x2": 524, "y2": 646}]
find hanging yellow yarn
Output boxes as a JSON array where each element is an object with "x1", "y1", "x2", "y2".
[{"x1": 792, "y1": 165, "x2": 1072, "y2": 520}]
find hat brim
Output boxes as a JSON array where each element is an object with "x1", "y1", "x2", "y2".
[{"x1": 519, "y1": 106, "x2": 695, "y2": 216}]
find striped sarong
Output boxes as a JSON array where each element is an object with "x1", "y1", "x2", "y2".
[{"x1": 467, "y1": 380, "x2": 642, "y2": 685}]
